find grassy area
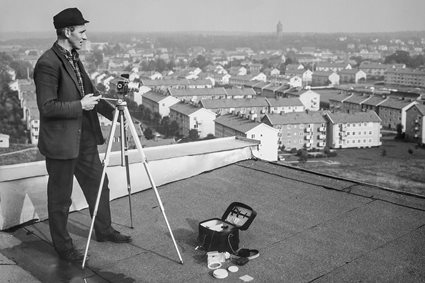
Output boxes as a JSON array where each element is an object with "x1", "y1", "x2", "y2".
[{"x1": 289, "y1": 138, "x2": 425, "y2": 196}]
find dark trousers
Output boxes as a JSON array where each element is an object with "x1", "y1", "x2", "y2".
[{"x1": 45, "y1": 152, "x2": 113, "y2": 253}]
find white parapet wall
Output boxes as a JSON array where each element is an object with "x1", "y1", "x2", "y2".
[{"x1": 0, "y1": 137, "x2": 258, "y2": 230}]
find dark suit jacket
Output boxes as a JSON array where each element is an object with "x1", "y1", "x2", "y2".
[{"x1": 34, "y1": 43, "x2": 114, "y2": 159}]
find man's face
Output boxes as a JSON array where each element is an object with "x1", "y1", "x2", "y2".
[{"x1": 67, "y1": 25, "x2": 87, "y2": 50}]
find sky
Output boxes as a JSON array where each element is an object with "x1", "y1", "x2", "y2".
[{"x1": 1, "y1": 0, "x2": 425, "y2": 34}]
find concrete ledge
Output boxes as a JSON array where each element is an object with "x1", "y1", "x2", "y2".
[{"x1": 0, "y1": 137, "x2": 257, "y2": 230}]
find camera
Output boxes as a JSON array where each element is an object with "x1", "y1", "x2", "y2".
[{"x1": 116, "y1": 74, "x2": 130, "y2": 95}]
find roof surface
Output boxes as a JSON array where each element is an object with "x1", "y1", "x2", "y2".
[{"x1": 1, "y1": 160, "x2": 424, "y2": 282}]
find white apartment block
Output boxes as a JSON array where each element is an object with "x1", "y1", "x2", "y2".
[
  {"x1": 142, "y1": 91, "x2": 180, "y2": 118},
  {"x1": 169, "y1": 103, "x2": 216, "y2": 138},
  {"x1": 312, "y1": 71, "x2": 340, "y2": 86},
  {"x1": 378, "y1": 98, "x2": 417, "y2": 132},
  {"x1": 283, "y1": 88, "x2": 320, "y2": 111},
  {"x1": 215, "y1": 113, "x2": 279, "y2": 161},
  {"x1": 338, "y1": 69, "x2": 367, "y2": 84},
  {"x1": 405, "y1": 104, "x2": 425, "y2": 145},
  {"x1": 384, "y1": 68, "x2": 425, "y2": 88},
  {"x1": 261, "y1": 111, "x2": 327, "y2": 151},
  {"x1": 325, "y1": 111, "x2": 382, "y2": 149}
]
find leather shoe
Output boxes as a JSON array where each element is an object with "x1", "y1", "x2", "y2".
[
  {"x1": 96, "y1": 230, "x2": 132, "y2": 243},
  {"x1": 57, "y1": 248, "x2": 85, "y2": 262}
]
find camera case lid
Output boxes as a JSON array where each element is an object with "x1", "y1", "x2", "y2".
[{"x1": 221, "y1": 202, "x2": 257, "y2": 231}]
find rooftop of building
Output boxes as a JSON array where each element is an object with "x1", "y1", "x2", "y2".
[{"x1": 1, "y1": 153, "x2": 425, "y2": 282}]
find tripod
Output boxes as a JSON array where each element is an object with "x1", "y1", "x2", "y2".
[{"x1": 82, "y1": 98, "x2": 183, "y2": 268}]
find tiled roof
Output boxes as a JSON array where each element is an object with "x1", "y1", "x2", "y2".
[
  {"x1": 200, "y1": 97, "x2": 269, "y2": 109},
  {"x1": 170, "y1": 102, "x2": 204, "y2": 115},
  {"x1": 141, "y1": 79, "x2": 212, "y2": 87},
  {"x1": 225, "y1": 88, "x2": 256, "y2": 96},
  {"x1": 313, "y1": 71, "x2": 335, "y2": 77},
  {"x1": 215, "y1": 113, "x2": 261, "y2": 132},
  {"x1": 316, "y1": 62, "x2": 349, "y2": 67},
  {"x1": 169, "y1": 87, "x2": 227, "y2": 97},
  {"x1": 263, "y1": 84, "x2": 286, "y2": 92},
  {"x1": 362, "y1": 95, "x2": 387, "y2": 106},
  {"x1": 266, "y1": 97, "x2": 304, "y2": 107},
  {"x1": 264, "y1": 111, "x2": 326, "y2": 125},
  {"x1": 379, "y1": 98, "x2": 416, "y2": 109},
  {"x1": 410, "y1": 103, "x2": 425, "y2": 115},
  {"x1": 344, "y1": 94, "x2": 371, "y2": 104},
  {"x1": 386, "y1": 68, "x2": 425, "y2": 75},
  {"x1": 142, "y1": 91, "x2": 168, "y2": 102},
  {"x1": 326, "y1": 111, "x2": 382, "y2": 123},
  {"x1": 338, "y1": 69, "x2": 362, "y2": 75}
]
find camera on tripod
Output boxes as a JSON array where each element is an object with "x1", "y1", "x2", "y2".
[{"x1": 116, "y1": 74, "x2": 130, "y2": 95}]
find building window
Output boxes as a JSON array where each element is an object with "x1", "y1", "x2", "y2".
[{"x1": 251, "y1": 134, "x2": 255, "y2": 139}]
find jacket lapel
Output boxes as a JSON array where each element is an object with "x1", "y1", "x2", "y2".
[{"x1": 52, "y1": 44, "x2": 84, "y2": 97}]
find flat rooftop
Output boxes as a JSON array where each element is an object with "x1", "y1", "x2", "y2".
[{"x1": 1, "y1": 160, "x2": 425, "y2": 282}]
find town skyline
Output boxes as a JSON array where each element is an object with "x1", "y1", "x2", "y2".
[{"x1": 1, "y1": 0, "x2": 425, "y2": 36}]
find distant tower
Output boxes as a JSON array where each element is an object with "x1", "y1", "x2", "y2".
[{"x1": 276, "y1": 21, "x2": 283, "y2": 38}]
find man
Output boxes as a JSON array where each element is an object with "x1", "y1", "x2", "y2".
[{"x1": 34, "y1": 7, "x2": 131, "y2": 262}]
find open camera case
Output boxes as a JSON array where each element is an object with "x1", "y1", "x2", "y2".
[{"x1": 197, "y1": 202, "x2": 256, "y2": 254}]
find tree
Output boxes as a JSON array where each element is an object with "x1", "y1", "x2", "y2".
[
  {"x1": 143, "y1": 128, "x2": 154, "y2": 140},
  {"x1": 190, "y1": 55, "x2": 211, "y2": 70},
  {"x1": 9, "y1": 60, "x2": 33, "y2": 79},
  {"x1": 188, "y1": 129, "x2": 199, "y2": 141},
  {"x1": 204, "y1": 133, "x2": 215, "y2": 140},
  {"x1": 160, "y1": 116, "x2": 171, "y2": 136},
  {"x1": 169, "y1": 121, "x2": 180, "y2": 137},
  {"x1": 395, "y1": 123, "x2": 404, "y2": 140},
  {"x1": 152, "y1": 112, "x2": 162, "y2": 126},
  {"x1": 297, "y1": 149, "x2": 308, "y2": 164}
]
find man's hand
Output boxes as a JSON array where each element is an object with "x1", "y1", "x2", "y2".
[{"x1": 81, "y1": 93, "x2": 101, "y2": 111}]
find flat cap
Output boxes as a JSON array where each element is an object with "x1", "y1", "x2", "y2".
[{"x1": 53, "y1": 8, "x2": 89, "y2": 29}]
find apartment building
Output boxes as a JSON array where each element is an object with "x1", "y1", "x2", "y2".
[
  {"x1": 339, "y1": 94, "x2": 371, "y2": 113},
  {"x1": 358, "y1": 63, "x2": 397, "y2": 79},
  {"x1": 262, "y1": 83, "x2": 286, "y2": 98},
  {"x1": 169, "y1": 102, "x2": 216, "y2": 138},
  {"x1": 140, "y1": 79, "x2": 213, "y2": 90},
  {"x1": 285, "y1": 69, "x2": 313, "y2": 86},
  {"x1": 224, "y1": 88, "x2": 256, "y2": 99},
  {"x1": 315, "y1": 62, "x2": 351, "y2": 72},
  {"x1": 384, "y1": 68, "x2": 425, "y2": 88},
  {"x1": 266, "y1": 97, "x2": 305, "y2": 114},
  {"x1": 200, "y1": 97, "x2": 304, "y2": 117},
  {"x1": 168, "y1": 87, "x2": 228, "y2": 102},
  {"x1": 228, "y1": 73, "x2": 267, "y2": 87},
  {"x1": 311, "y1": 71, "x2": 340, "y2": 86},
  {"x1": 338, "y1": 69, "x2": 367, "y2": 84},
  {"x1": 200, "y1": 97, "x2": 269, "y2": 116},
  {"x1": 280, "y1": 88, "x2": 320, "y2": 111},
  {"x1": 142, "y1": 91, "x2": 180, "y2": 118},
  {"x1": 405, "y1": 103, "x2": 425, "y2": 145},
  {"x1": 215, "y1": 113, "x2": 279, "y2": 161},
  {"x1": 377, "y1": 98, "x2": 417, "y2": 132},
  {"x1": 261, "y1": 111, "x2": 327, "y2": 150},
  {"x1": 361, "y1": 95, "x2": 388, "y2": 114},
  {"x1": 324, "y1": 111, "x2": 382, "y2": 149}
]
